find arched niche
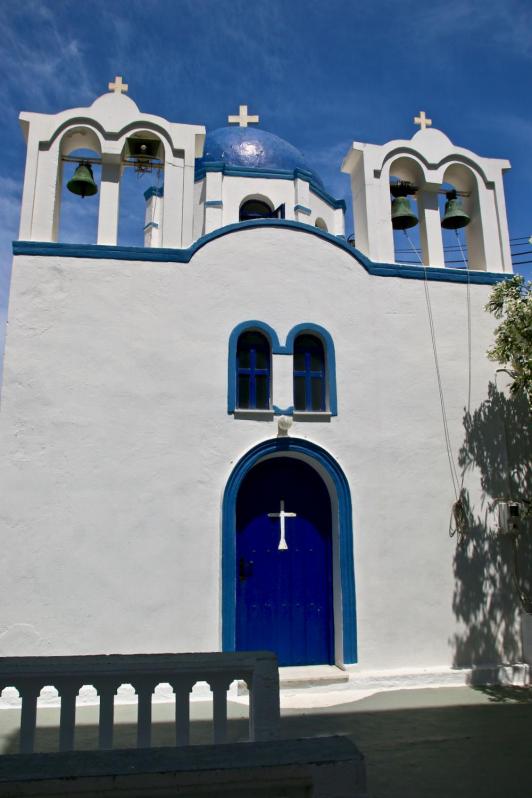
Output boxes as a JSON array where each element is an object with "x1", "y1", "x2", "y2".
[
  {"x1": 315, "y1": 217, "x2": 328, "y2": 232},
  {"x1": 61, "y1": 126, "x2": 102, "y2": 157},
  {"x1": 387, "y1": 155, "x2": 426, "y2": 265},
  {"x1": 442, "y1": 162, "x2": 486, "y2": 270},
  {"x1": 58, "y1": 125, "x2": 103, "y2": 244},
  {"x1": 117, "y1": 128, "x2": 166, "y2": 246}
]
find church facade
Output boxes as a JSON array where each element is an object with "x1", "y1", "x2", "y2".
[{"x1": 1, "y1": 80, "x2": 529, "y2": 687}]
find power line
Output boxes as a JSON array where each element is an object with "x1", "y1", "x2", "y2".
[
  {"x1": 396, "y1": 259, "x2": 532, "y2": 268},
  {"x1": 395, "y1": 245, "x2": 531, "y2": 255}
]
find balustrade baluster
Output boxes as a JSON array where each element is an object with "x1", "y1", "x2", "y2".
[
  {"x1": 97, "y1": 683, "x2": 117, "y2": 750},
  {"x1": 210, "y1": 677, "x2": 231, "y2": 744},
  {"x1": 19, "y1": 683, "x2": 40, "y2": 754},
  {"x1": 58, "y1": 681, "x2": 79, "y2": 751},
  {"x1": 173, "y1": 680, "x2": 193, "y2": 746},
  {"x1": 249, "y1": 658, "x2": 280, "y2": 741},
  {"x1": 136, "y1": 680, "x2": 154, "y2": 748}
]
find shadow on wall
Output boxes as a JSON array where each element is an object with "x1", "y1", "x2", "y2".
[{"x1": 451, "y1": 382, "x2": 532, "y2": 669}]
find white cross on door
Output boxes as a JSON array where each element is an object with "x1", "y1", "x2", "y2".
[{"x1": 268, "y1": 499, "x2": 297, "y2": 550}]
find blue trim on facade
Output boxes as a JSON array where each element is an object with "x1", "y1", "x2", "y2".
[
  {"x1": 294, "y1": 204, "x2": 312, "y2": 216},
  {"x1": 205, "y1": 200, "x2": 223, "y2": 208},
  {"x1": 143, "y1": 186, "x2": 164, "y2": 201},
  {"x1": 228, "y1": 321, "x2": 338, "y2": 416},
  {"x1": 13, "y1": 219, "x2": 510, "y2": 286},
  {"x1": 273, "y1": 405, "x2": 294, "y2": 416},
  {"x1": 227, "y1": 321, "x2": 281, "y2": 413},
  {"x1": 309, "y1": 184, "x2": 347, "y2": 212},
  {"x1": 221, "y1": 437, "x2": 358, "y2": 663},
  {"x1": 194, "y1": 162, "x2": 346, "y2": 212}
]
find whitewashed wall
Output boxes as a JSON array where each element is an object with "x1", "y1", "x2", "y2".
[
  {"x1": 308, "y1": 190, "x2": 343, "y2": 234},
  {"x1": 0, "y1": 227, "x2": 523, "y2": 675},
  {"x1": 221, "y1": 176, "x2": 296, "y2": 225},
  {"x1": 192, "y1": 179, "x2": 205, "y2": 241},
  {"x1": 216, "y1": 176, "x2": 341, "y2": 235}
]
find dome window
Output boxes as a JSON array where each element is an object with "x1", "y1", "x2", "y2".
[{"x1": 239, "y1": 199, "x2": 273, "y2": 221}]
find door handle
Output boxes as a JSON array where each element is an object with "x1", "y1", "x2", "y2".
[{"x1": 239, "y1": 558, "x2": 254, "y2": 581}]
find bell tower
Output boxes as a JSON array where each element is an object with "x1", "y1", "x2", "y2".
[
  {"x1": 341, "y1": 115, "x2": 512, "y2": 272},
  {"x1": 17, "y1": 78, "x2": 205, "y2": 249}
]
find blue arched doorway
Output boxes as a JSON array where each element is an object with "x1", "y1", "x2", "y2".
[{"x1": 222, "y1": 437, "x2": 357, "y2": 664}]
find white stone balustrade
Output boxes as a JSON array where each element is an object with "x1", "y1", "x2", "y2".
[{"x1": 0, "y1": 651, "x2": 280, "y2": 754}]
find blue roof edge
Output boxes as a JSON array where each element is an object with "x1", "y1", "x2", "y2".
[
  {"x1": 194, "y1": 161, "x2": 346, "y2": 212},
  {"x1": 13, "y1": 219, "x2": 510, "y2": 286}
]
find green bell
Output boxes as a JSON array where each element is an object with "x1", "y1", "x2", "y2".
[
  {"x1": 66, "y1": 162, "x2": 98, "y2": 198},
  {"x1": 441, "y1": 190, "x2": 470, "y2": 229},
  {"x1": 391, "y1": 195, "x2": 418, "y2": 230}
]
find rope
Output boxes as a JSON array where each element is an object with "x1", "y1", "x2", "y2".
[
  {"x1": 512, "y1": 535, "x2": 532, "y2": 613},
  {"x1": 448, "y1": 229, "x2": 474, "y2": 539},
  {"x1": 148, "y1": 168, "x2": 163, "y2": 233},
  {"x1": 402, "y1": 231, "x2": 461, "y2": 504},
  {"x1": 455, "y1": 229, "x2": 472, "y2": 419}
]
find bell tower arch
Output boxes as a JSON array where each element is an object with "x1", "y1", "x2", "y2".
[
  {"x1": 17, "y1": 78, "x2": 205, "y2": 249},
  {"x1": 342, "y1": 119, "x2": 512, "y2": 272}
]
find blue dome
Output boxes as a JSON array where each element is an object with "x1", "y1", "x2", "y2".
[{"x1": 197, "y1": 126, "x2": 323, "y2": 187}]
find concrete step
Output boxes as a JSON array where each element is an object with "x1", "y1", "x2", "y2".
[
  {"x1": 238, "y1": 665, "x2": 348, "y2": 695},
  {"x1": 279, "y1": 665, "x2": 349, "y2": 689}
]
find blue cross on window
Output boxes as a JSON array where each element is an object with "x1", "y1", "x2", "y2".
[
  {"x1": 293, "y1": 334, "x2": 326, "y2": 412},
  {"x1": 237, "y1": 331, "x2": 271, "y2": 410}
]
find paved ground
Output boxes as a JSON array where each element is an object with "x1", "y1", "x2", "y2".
[{"x1": 0, "y1": 685, "x2": 531, "y2": 797}]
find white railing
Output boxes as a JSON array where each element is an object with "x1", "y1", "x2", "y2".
[{"x1": 0, "y1": 651, "x2": 280, "y2": 754}]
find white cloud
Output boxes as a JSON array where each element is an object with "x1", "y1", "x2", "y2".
[
  {"x1": 403, "y1": 0, "x2": 532, "y2": 59},
  {"x1": 0, "y1": 2, "x2": 97, "y2": 115}
]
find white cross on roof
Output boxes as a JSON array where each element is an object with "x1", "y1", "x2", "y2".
[
  {"x1": 227, "y1": 104, "x2": 260, "y2": 128},
  {"x1": 414, "y1": 110, "x2": 432, "y2": 130},
  {"x1": 108, "y1": 75, "x2": 128, "y2": 95}
]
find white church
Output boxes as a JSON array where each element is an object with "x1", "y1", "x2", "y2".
[{"x1": 0, "y1": 76, "x2": 529, "y2": 690}]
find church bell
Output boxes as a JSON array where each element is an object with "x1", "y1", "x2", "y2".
[
  {"x1": 391, "y1": 195, "x2": 418, "y2": 230},
  {"x1": 66, "y1": 162, "x2": 98, "y2": 198},
  {"x1": 441, "y1": 190, "x2": 470, "y2": 229}
]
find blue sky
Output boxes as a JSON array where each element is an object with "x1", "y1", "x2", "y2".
[{"x1": 0, "y1": 0, "x2": 531, "y2": 362}]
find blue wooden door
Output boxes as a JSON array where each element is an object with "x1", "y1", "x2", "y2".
[{"x1": 236, "y1": 457, "x2": 334, "y2": 665}]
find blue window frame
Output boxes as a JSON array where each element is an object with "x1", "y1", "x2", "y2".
[
  {"x1": 293, "y1": 334, "x2": 326, "y2": 412},
  {"x1": 237, "y1": 331, "x2": 271, "y2": 410}
]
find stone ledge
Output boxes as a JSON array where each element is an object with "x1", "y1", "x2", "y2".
[{"x1": 0, "y1": 737, "x2": 367, "y2": 798}]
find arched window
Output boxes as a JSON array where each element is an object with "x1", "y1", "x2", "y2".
[
  {"x1": 236, "y1": 331, "x2": 271, "y2": 410},
  {"x1": 293, "y1": 334, "x2": 326, "y2": 412},
  {"x1": 315, "y1": 217, "x2": 328, "y2": 232},
  {"x1": 239, "y1": 199, "x2": 273, "y2": 221}
]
